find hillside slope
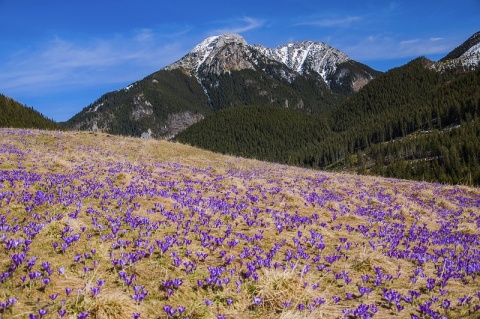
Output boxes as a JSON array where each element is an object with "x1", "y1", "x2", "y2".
[
  {"x1": 0, "y1": 94, "x2": 61, "y2": 130},
  {"x1": 0, "y1": 128, "x2": 479, "y2": 319},
  {"x1": 175, "y1": 105, "x2": 333, "y2": 164}
]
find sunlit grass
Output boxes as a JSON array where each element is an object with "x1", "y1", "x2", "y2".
[{"x1": 0, "y1": 128, "x2": 479, "y2": 319}]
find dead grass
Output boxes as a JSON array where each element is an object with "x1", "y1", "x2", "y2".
[
  {"x1": 0, "y1": 129, "x2": 479, "y2": 319},
  {"x1": 88, "y1": 291, "x2": 139, "y2": 319}
]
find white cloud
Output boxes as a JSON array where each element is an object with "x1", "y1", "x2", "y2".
[
  {"x1": 339, "y1": 34, "x2": 455, "y2": 62},
  {"x1": 134, "y1": 29, "x2": 155, "y2": 42},
  {"x1": 400, "y1": 39, "x2": 420, "y2": 46},
  {"x1": 210, "y1": 17, "x2": 265, "y2": 35},
  {"x1": 0, "y1": 29, "x2": 188, "y2": 94},
  {"x1": 296, "y1": 16, "x2": 362, "y2": 27}
]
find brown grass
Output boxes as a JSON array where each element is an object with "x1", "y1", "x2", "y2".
[{"x1": 0, "y1": 129, "x2": 479, "y2": 319}]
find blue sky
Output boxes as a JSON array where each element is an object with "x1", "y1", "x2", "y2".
[{"x1": 1, "y1": 0, "x2": 479, "y2": 122}]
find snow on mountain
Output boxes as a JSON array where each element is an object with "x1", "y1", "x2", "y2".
[
  {"x1": 254, "y1": 41, "x2": 350, "y2": 82},
  {"x1": 434, "y1": 31, "x2": 480, "y2": 71},
  {"x1": 165, "y1": 34, "x2": 249, "y2": 74},
  {"x1": 165, "y1": 34, "x2": 353, "y2": 85},
  {"x1": 458, "y1": 41, "x2": 480, "y2": 67}
]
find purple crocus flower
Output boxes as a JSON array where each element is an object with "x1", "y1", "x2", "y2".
[
  {"x1": 77, "y1": 311, "x2": 89, "y2": 319},
  {"x1": 442, "y1": 299, "x2": 450, "y2": 308},
  {"x1": 38, "y1": 308, "x2": 47, "y2": 317},
  {"x1": 177, "y1": 306, "x2": 185, "y2": 314},
  {"x1": 90, "y1": 286, "x2": 100, "y2": 297},
  {"x1": 358, "y1": 286, "x2": 372, "y2": 296},
  {"x1": 253, "y1": 296, "x2": 262, "y2": 305},
  {"x1": 163, "y1": 305, "x2": 176, "y2": 316}
]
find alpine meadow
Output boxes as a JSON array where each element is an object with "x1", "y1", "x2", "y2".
[
  {"x1": 1, "y1": 28, "x2": 480, "y2": 319},
  {"x1": 0, "y1": 129, "x2": 479, "y2": 319}
]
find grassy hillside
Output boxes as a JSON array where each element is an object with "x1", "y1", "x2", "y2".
[
  {"x1": 0, "y1": 94, "x2": 62, "y2": 130},
  {"x1": 0, "y1": 128, "x2": 479, "y2": 319}
]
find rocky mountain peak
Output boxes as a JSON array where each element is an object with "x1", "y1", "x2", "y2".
[
  {"x1": 163, "y1": 33, "x2": 379, "y2": 94},
  {"x1": 440, "y1": 31, "x2": 480, "y2": 61},
  {"x1": 192, "y1": 34, "x2": 247, "y2": 54},
  {"x1": 166, "y1": 34, "x2": 362, "y2": 85},
  {"x1": 165, "y1": 34, "x2": 250, "y2": 74},
  {"x1": 255, "y1": 40, "x2": 350, "y2": 81},
  {"x1": 434, "y1": 31, "x2": 480, "y2": 71}
]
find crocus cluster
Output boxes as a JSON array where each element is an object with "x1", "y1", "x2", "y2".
[{"x1": 0, "y1": 128, "x2": 479, "y2": 318}]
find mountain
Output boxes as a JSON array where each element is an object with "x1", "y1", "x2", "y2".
[
  {"x1": 0, "y1": 94, "x2": 62, "y2": 130},
  {"x1": 176, "y1": 32, "x2": 480, "y2": 186},
  {"x1": 440, "y1": 31, "x2": 480, "y2": 61},
  {"x1": 254, "y1": 40, "x2": 377, "y2": 93},
  {"x1": 434, "y1": 31, "x2": 480, "y2": 70},
  {"x1": 65, "y1": 34, "x2": 380, "y2": 138},
  {"x1": 167, "y1": 34, "x2": 378, "y2": 94}
]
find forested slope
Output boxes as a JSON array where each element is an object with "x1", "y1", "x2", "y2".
[
  {"x1": 0, "y1": 94, "x2": 62, "y2": 130},
  {"x1": 176, "y1": 59, "x2": 480, "y2": 185}
]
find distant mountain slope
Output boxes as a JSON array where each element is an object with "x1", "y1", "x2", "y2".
[
  {"x1": 435, "y1": 31, "x2": 480, "y2": 70},
  {"x1": 65, "y1": 34, "x2": 380, "y2": 138},
  {"x1": 175, "y1": 105, "x2": 333, "y2": 164},
  {"x1": 66, "y1": 69, "x2": 212, "y2": 137},
  {"x1": 310, "y1": 58, "x2": 480, "y2": 184},
  {"x1": 254, "y1": 40, "x2": 379, "y2": 94},
  {"x1": 175, "y1": 31, "x2": 480, "y2": 186},
  {"x1": 440, "y1": 31, "x2": 480, "y2": 61},
  {"x1": 0, "y1": 94, "x2": 61, "y2": 130},
  {"x1": 178, "y1": 56, "x2": 428, "y2": 163}
]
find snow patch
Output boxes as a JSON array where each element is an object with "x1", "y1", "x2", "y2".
[{"x1": 89, "y1": 102, "x2": 104, "y2": 113}]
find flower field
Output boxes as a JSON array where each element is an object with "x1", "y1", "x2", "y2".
[{"x1": 0, "y1": 128, "x2": 479, "y2": 319}]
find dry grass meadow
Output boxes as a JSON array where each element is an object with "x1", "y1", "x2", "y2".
[{"x1": 0, "y1": 128, "x2": 479, "y2": 319}]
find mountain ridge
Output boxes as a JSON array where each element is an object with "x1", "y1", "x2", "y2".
[
  {"x1": 165, "y1": 33, "x2": 377, "y2": 92},
  {"x1": 64, "y1": 31, "x2": 479, "y2": 143},
  {"x1": 440, "y1": 31, "x2": 480, "y2": 61},
  {"x1": 65, "y1": 33, "x2": 380, "y2": 137},
  {"x1": 433, "y1": 31, "x2": 480, "y2": 71}
]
